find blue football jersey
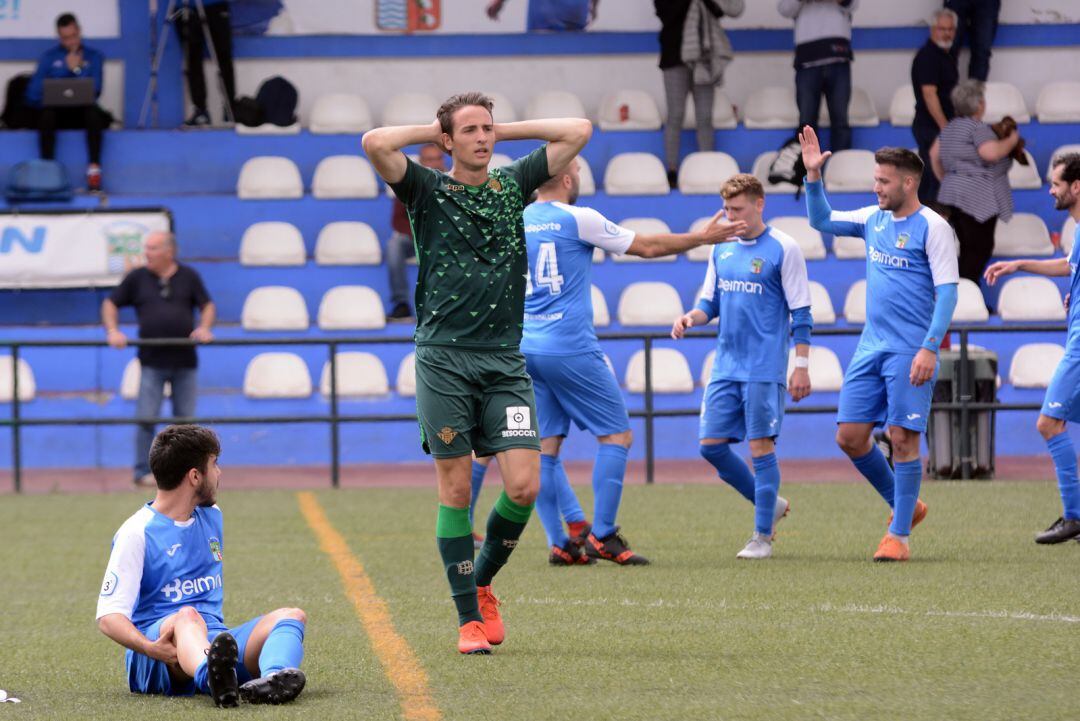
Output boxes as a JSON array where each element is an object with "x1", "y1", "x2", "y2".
[
  {"x1": 520, "y1": 201, "x2": 635, "y2": 356},
  {"x1": 1067, "y1": 224, "x2": 1080, "y2": 355},
  {"x1": 695, "y1": 226, "x2": 812, "y2": 384},
  {"x1": 96, "y1": 504, "x2": 225, "y2": 630}
]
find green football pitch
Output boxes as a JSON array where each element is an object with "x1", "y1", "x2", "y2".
[{"x1": 2, "y1": 480, "x2": 1078, "y2": 721}]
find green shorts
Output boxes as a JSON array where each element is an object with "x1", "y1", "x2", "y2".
[{"x1": 414, "y1": 345, "x2": 540, "y2": 458}]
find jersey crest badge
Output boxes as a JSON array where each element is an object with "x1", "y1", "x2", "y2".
[
  {"x1": 895, "y1": 233, "x2": 909, "y2": 249},
  {"x1": 487, "y1": 177, "x2": 503, "y2": 192},
  {"x1": 208, "y1": 537, "x2": 223, "y2": 562},
  {"x1": 750, "y1": 257, "x2": 765, "y2": 274},
  {"x1": 437, "y1": 426, "x2": 458, "y2": 445}
]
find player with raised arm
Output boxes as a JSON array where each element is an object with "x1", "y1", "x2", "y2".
[
  {"x1": 671, "y1": 174, "x2": 812, "y2": 560},
  {"x1": 984, "y1": 153, "x2": 1080, "y2": 544},
  {"x1": 96, "y1": 425, "x2": 307, "y2": 706},
  {"x1": 361, "y1": 93, "x2": 591, "y2": 654},
  {"x1": 800, "y1": 126, "x2": 959, "y2": 562}
]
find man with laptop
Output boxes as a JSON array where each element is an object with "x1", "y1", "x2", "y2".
[{"x1": 25, "y1": 13, "x2": 111, "y2": 192}]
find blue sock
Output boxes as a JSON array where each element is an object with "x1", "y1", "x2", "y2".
[
  {"x1": 889, "y1": 459, "x2": 922, "y2": 536},
  {"x1": 194, "y1": 657, "x2": 210, "y2": 694},
  {"x1": 699, "y1": 443, "x2": 755, "y2": 502},
  {"x1": 1048, "y1": 433, "x2": 1080, "y2": 520},
  {"x1": 259, "y1": 619, "x2": 306, "y2": 676},
  {"x1": 752, "y1": 453, "x2": 781, "y2": 536},
  {"x1": 537, "y1": 455, "x2": 569, "y2": 547},
  {"x1": 468, "y1": 461, "x2": 487, "y2": 526},
  {"x1": 852, "y1": 445, "x2": 896, "y2": 508},
  {"x1": 592, "y1": 444, "x2": 628, "y2": 538},
  {"x1": 553, "y1": 457, "x2": 586, "y2": 524}
]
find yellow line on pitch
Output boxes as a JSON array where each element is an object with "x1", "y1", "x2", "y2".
[{"x1": 297, "y1": 491, "x2": 442, "y2": 721}]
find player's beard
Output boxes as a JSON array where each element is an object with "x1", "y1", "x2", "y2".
[
  {"x1": 195, "y1": 474, "x2": 216, "y2": 507},
  {"x1": 1053, "y1": 190, "x2": 1076, "y2": 211},
  {"x1": 567, "y1": 176, "x2": 580, "y2": 205}
]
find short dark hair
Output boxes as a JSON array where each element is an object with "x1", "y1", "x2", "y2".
[
  {"x1": 56, "y1": 13, "x2": 78, "y2": 30},
  {"x1": 1052, "y1": 153, "x2": 1080, "y2": 185},
  {"x1": 436, "y1": 92, "x2": 494, "y2": 136},
  {"x1": 874, "y1": 147, "x2": 924, "y2": 177},
  {"x1": 149, "y1": 425, "x2": 220, "y2": 491}
]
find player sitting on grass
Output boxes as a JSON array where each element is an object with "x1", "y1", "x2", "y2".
[
  {"x1": 96, "y1": 425, "x2": 307, "y2": 706},
  {"x1": 672, "y1": 173, "x2": 812, "y2": 560}
]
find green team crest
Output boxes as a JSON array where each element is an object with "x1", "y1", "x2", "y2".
[
  {"x1": 895, "y1": 233, "x2": 910, "y2": 249},
  {"x1": 750, "y1": 257, "x2": 765, "y2": 274},
  {"x1": 209, "y1": 538, "x2": 223, "y2": 562}
]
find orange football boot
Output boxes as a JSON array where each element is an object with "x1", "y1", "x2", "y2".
[
  {"x1": 888, "y1": 499, "x2": 928, "y2": 529},
  {"x1": 873, "y1": 534, "x2": 911, "y2": 562},
  {"x1": 457, "y1": 621, "x2": 492, "y2": 655},
  {"x1": 476, "y1": 586, "x2": 504, "y2": 645}
]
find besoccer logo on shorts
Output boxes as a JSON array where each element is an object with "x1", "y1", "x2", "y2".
[{"x1": 503, "y1": 406, "x2": 537, "y2": 438}]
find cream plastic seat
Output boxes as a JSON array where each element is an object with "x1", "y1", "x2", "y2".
[
  {"x1": 1036, "y1": 81, "x2": 1080, "y2": 123},
  {"x1": 617, "y1": 282, "x2": 683, "y2": 326},
  {"x1": 982, "y1": 82, "x2": 1030, "y2": 124},
  {"x1": 752, "y1": 151, "x2": 798, "y2": 195},
  {"x1": 243, "y1": 353, "x2": 312, "y2": 398},
  {"x1": 625, "y1": 348, "x2": 694, "y2": 394},
  {"x1": 239, "y1": 222, "x2": 305, "y2": 266},
  {"x1": 993, "y1": 214, "x2": 1053, "y2": 257},
  {"x1": 320, "y1": 352, "x2": 389, "y2": 396},
  {"x1": 310, "y1": 93, "x2": 373, "y2": 134},
  {"x1": 997, "y1": 277, "x2": 1066, "y2": 321},
  {"x1": 808, "y1": 281, "x2": 836, "y2": 325},
  {"x1": 952, "y1": 278, "x2": 990, "y2": 322},
  {"x1": 743, "y1": 86, "x2": 798, "y2": 129},
  {"x1": 382, "y1": 92, "x2": 439, "y2": 126},
  {"x1": 396, "y1": 353, "x2": 417, "y2": 397},
  {"x1": 237, "y1": 156, "x2": 302, "y2": 199},
  {"x1": 786, "y1": 346, "x2": 844, "y2": 391},
  {"x1": 0, "y1": 356, "x2": 35, "y2": 402},
  {"x1": 317, "y1": 286, "x2": 386, "y2": 330},
  {"x1": 604, "y1": 153, "x2": 669, "y2": 196},
  {"x1": 1008, "y1": 343, "x2": 1065, "y2": 388},
  {"x1": 524, "y1": 90, "x2": 587, "y2": 121},
  {"x1": 677, "y1": 152, "x2": 740, "y2": 195},
  {"x1": 611, "y1": 218, "x2": 673, "y2": 262},
  {"x1": 823, "y1": 150, "x2": 876, "y2": 192},
  {"x1": 241, "y1": 287, "x2": 309, "y2": 330},
  {"x1": 314, "y1": 222, "x2": 381, "y2": 265},
  {"x1": 598, "y1": 90, "x2": 662, "y2": 131},
  {"x1": 683, "y1": 90, "x2": 738, "y2": 129},
  {"x1": 312, "y1": 156, "x2": 378, "y2": 199},
  {"x1": 592, "y1": 285, "x2": 610, "y2": 327},
  {"x1": 889, "y1": 84, "x2": 916, "y2": 126},
  {"x1": 769, "y1": 216, "x2": 826, "y2": 260},
  {"x1": 844, "y1": 280, "x2": 867, "y2": 323}
]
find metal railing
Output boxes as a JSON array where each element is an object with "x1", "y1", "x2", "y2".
[{"x1": 0, "y1": 324, "x2": 1067, "y2": 492}]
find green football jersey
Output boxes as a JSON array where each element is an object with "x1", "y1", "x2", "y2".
[{"x1": 390, "y1": 145, "x2": 551, "y2": 350}]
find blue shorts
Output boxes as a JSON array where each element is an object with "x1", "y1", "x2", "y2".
[
  {"x1": 837, "y1": 349, "x2": 937, "y2": 432},
  {"x1": 1042, "y1": 354, "x2": 1080, "y2": 423},
  {"x1": 525, "y1": 350, "x2": 630, "y2": 439},
  {"x1": 126, "y1": 613, "x2": 261, "y2": 696},
  {"x1": 699, "y1": 379, "x2": 785, "y2": 441}
]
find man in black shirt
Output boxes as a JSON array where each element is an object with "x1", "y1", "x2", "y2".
[
  {"x1": 101, "y1": 231, "x2": 215, "y2": 486},
  {"x1": 911, "y1": 8, "x2": 959, "y2": 205}
]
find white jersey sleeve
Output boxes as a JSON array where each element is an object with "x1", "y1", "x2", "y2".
[
  {"x1": 827, "y1": 205, "x2": 878, "y2": 239},
  {"x1": 923, "y1": 210, "x2": 961, "y2": 286},
  {"x1": 96, "y1": 509, "x2": 150, "y2": 621},
  {"x1": 555, "y1": 202, "x2": 636, "y2": 256},
  {"x1": 695, "y1": 248, "x2": 720, "y2": 320},
  {"x1": 775, "y1": 232, "x2": 812, "y2": 310}
]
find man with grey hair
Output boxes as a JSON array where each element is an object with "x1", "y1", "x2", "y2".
[
  {"x1": 101, "y1": 231, "x2": 215, "y2": 486},
  {"x1": 910, "y1": 7, "x2": 958, "y2": 205}
]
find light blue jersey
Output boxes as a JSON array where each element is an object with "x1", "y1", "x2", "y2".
[
  {"x1": 1067, "y1": 224, "x2": 1080, "y2": 355},
  {"x1": 521, "y1": 201, "x2": 635, "y2": 356},
  {"x1": 695, "y1": 226, "x2": 813, "y2": 385}
]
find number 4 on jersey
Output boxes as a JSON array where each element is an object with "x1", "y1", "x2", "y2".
[{"x1": 531, "y1": 242, "x2": 564, "y2": 295}]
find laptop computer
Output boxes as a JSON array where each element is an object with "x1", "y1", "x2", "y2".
[{"x1": 42, "y1": 78, "x2": 95, "y2": 107}]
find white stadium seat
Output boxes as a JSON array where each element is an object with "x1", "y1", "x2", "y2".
[
  {"x1": 235, "y1": 121, "x2": 300, "y2": 136},
  {"x1": 819, "y1": 86, "x2": 879, "y2": 127},
  {"x1": 617, "y1": 282, "x2": 683, "y2": 326},
  {"x1": 317, "y1": 286, "x2": 386, "y2": 330},
  {"x1": 952, "y1": 278, "x2": 989, "y2": 322},
  {"x1": 312, "y1": 156, "x2": 378, "y2": 199},
  {"x1": 752, "y1": 151, "x2": 798, "y2": 195},
  {"x1": 121, "y1": 359, "x2": 171, "y2": 401},
  {"x1": 1047, "y1": 145, "x2": 1080, "y2": 181},
  {"x1": 320, "y1": 352, "x2": 389, "y2": 396},
  {"x1": 677, "y1": 151, "x2": 740, "y2": 195},
  {"x1": 598, "y1": 90, "x2": 662, "y2": 131},
  {"x1": 1008, "y1": 343, "x2": 1065, "y2": 388},
  {"x1": 998, "y1": 277, "x2": 1066, "y2": 321},
  {"x1": 0, "y1": 356, "x2": 35, "y2": 402},
  {"x1": 239, "y1": 222, "x2": 305, "y2": 266},
  {"x1": 768, "y1": 216, "x2": 826, "y2": 260},
  {"x1": 310, "y1": 93, "x2": 373, "y2": 134},
  {"x1": 993, "y1": 213, "x2": 1053, "y2": 257},
  {"x1": 243, "y1": 353, "x2": 312, "y2": 399},
  {"x1": 382, "y1": 92, "x2": 439, "y2": 126},
  {"x1": 844, "y1": 280, "x2": 867, "y2": 323},
  {"x1": 604, "y1": 153, "x2": 669, "y2": 196},
  {"x1": 241, "y1": 286, "x2": 309, "y2": 331},
  {"x1": 577, "y1": 156, "x2": 596, "y2": 196},
  {"x1": 525, "y1": 90, "x2": 587, "y2": 121},
  {"x1": 237, "y1": 156, "x2": 302, "y2": 199},
  {"x1": 314, "y1": 222, "x2": 381, "y2": 265},
  {"x1": 490, "y1": 153, "x2": 514, "y2": 169},
  {"x1": 808, "y1": 281, "x2": 836, "y2": 325},
  {"x1": 685, "y1": 217, "x2": 716, "y2": 261},
  {"x1": 1036, "y1": 81, "x2": 1080, "y2": 124},
  {"x1": 683, "y1": 91, "x2": 738, "y2": 129},
  {"x1": 483, "y1": 90, "x2": 518, "y2": 123},
  {"x1": 625, "y1": 348, "x2": 694, "y2": 394},
  {"x1": 700, "y1": 349, "x2": 715, "y2": 386},
  {"x1": 396, "y1": 353, "x2": 416, "y2": 397},
  {"x1": 591, "y1": 285, "x2": 610, "y2": 326},
  {"x1": 832, "y1": 235, "x2": 866, "y2": 259},
  {"x1": 824, "y1": 150, "x2": 876, "y2": 192},
  {"x1": 612, "y1": 218, "x2": 672, "y2": 262},
  {"x1": 889, "y1": 84, "x2": 916, "y2": 126},
  {"x1": 593, "y1": 246, "x2": 605, "y2": 263},
  {"x1": 742, "y1": 86, "x2": 799, "y2": 129},
  {"x1": 787, "y1": 346, "x2": 844, "y2": 391},
  {"x1": 1008, "y1": 151, "x2": 1041, "y2": 190},
  {"x1": 982, "y1": 82, "x2": 1030, "y2": 124},
  {"x1": 1063, "y1": 216, "x2": 1076, "y2": 255}
]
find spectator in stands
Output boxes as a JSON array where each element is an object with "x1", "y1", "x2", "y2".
[
  {"x1": 778, "y1": 0, "x2": 856, "y2": 153},
  {"x1": 25, "y1": 13, "x2": 111, "y2": 191},
  {"x1": 180, "y1": 0, "x2": 236, "y2": 126},
  {"x1": 655, "y1": 0, "x2": 743, "y2": 189},
  {"x1": 487, "y1": 0, "x2": 599, "y2": 30},
  {"x1": 930, "y1": 79, "x2": 1019, "y2": 293},
  {"x1": 945, "y1": 0, "x2": 999, "y2": 82},
  {"x1": 386, "y1": 143, "x2": 446, "y2": 322},
  {"x1": 911, "y1": 8, "x2": 958, "y2": 206},
  {"x1": 101, "y1": 231, "x2": 216, "y2": 487}
]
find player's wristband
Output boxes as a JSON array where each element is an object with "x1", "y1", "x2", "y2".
[{"x1": 794, "y1": 357, "x2": 809, "y2": 369}]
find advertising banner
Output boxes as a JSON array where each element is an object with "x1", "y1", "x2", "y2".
[{"x1": 0, "y1": 0, "x2": 119, "y2": 38}]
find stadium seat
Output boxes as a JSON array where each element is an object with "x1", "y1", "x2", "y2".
[
  {"x1": 1063, "y1": 216, "x2": 1076, "y2": 255},
  {"x1": 396, "y1": 353, "x2": 417, "y2": 397},
  {"x1": 1047, "y1": 145, "x2": 1080, "y2": 180},
  {"x1": 1036, "y1": 81, "x2": 1080, "y2": 124},
  {"x1": 888, "y1": 84, "x2": 916, "y2": 126},
  {"x1": 236, "y1": 156, "x2": 302, "y2": 199},
  {"x1": 752, "y1": 151, "x2": 798, "y2": 195},
  {"x1": 808, "y1": 281, "x2": 836, "y2": 324},
  {"x1": 1008, "y1": 343, "x2": 1065, "y2": 388},
  {"x1": 982, "y1": 82, "x2": 1030, "y2": 124},
  {"x1": 819, "y1": 86, "x2": 879, "y2": 127},
  {"x1": 604, "y1": 153, "x2": 669, "y2": 196},
  {"x1": 952, "y1": 278, "x2": 990, "y2": 322},
  {"x1": 592, "y1": 284, "x2": 610, "y2": 326},
  {"x1": 824, "y1": 150, "x2": 875, "y2": 192},
  {"x1": 832, "y1": 235, "x2": 865, "y2": 259},
  {"x1": 677, "y1": 151, "x2": 740, "y2": 195},
  {"x1": 243, "y1": 353, "x2": 312, "y2": 398},
  {"x1": 0, "y1": 356, "x2": 35, "y2": 402},
  {"x1": 1007, "y1": 151, "x2": 1041, "y2": 190},
  {"x1": 310, "y1": 93, "x2": 373, "y2": 134},
  {"x1": 382, "y1": 92, "x2": 439, "y2": 126},
  {"x1": 742, "y1": 86, "x2": 799, "y2": 129},
  {"x1": 241, "y1": 286, "x2": 309, "y2": 330},
  {"x1": 577, "y1": 156, "x2": 596, "y2": 196},
  {"x1": 685, "y1": 216, "x2": 715, "y2": 261},
  {"x1": 786, "y1": 346, "x2": 844, "y2": 391},
  {"x1": 998, "y1": 277, "x2": 1066, "y2": 321},
  {"x1": 120, "y1": 359, "x2": 170, "y2": 401},
  {"x1": 314, "y1": 222, "x2": 381, "y2": 265},
  {"x1": 700, "y1": 350, "x2": 715, "y2": 386},
  {"x1": 683, "y1": 91, "x2": 738, "y2": 129},
  {"x1": 598, "y1": 90, "x2": 662, "y2": 131},
  {"x1": 625, "y1": 348, "x2": 694, "y2": 393},
  {"x1": 768, "y1": 216, "x2": 827, "y2": 260},
  {"x1": 993, "y1": 214, "x2": 1053, "y2": 257},
  {"x1": 844, "y1": 280, "x2": 867, "y2": 323},
  {"x1": 490, "y1": 153, "x2": 513, "y2": 169},
  {"x1": 235, "y1": 121, "x2": 300, "y2": 136},
  {"x1": 525, "y1": 90, "x2": 587, "y2": 121},
  {"x1": 312, "y1": 156, "x2": 378, "y2": 199},
  {"x1": 320, "y1": 352, "x2": 389, "y2": 396},
  {"x1": 239, "y1": 222, "x2": 306, "y2": 266},
  {"x1": 611, "y1": 218, "x2": 671, "y2": 262},
  {"x1": 484, "y1": 90, "x2": 518, "y2": 123},
  {"x1": 617, "y1": 282, "x2": 683, "y2": 326},
  {"x1": 317, "y1": 286, "x2": 386, "y2": 330}
]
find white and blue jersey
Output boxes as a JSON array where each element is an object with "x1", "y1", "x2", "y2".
[{"x1": 1042, "y1": 223, "x2": 1080, "y2": 422}]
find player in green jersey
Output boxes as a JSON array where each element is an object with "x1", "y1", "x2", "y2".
[{"x1": 362, "y1": 92, "x2": 591, "y2": 654}]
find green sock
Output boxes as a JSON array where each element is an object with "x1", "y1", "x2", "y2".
[
  {"x1": 436, "y1": 505, "x2": 482, "y2": 626},
  {"x1": 475, "y1": 491, "x2": 533, "y2": 587}
]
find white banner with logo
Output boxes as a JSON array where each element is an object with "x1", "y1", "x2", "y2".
[
  {"x1": 0, "y1": 0, "x2": 119, "y2": 38},
  {"x1": 0, "y1": 211, "x2": 170, "y2": 288}
]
